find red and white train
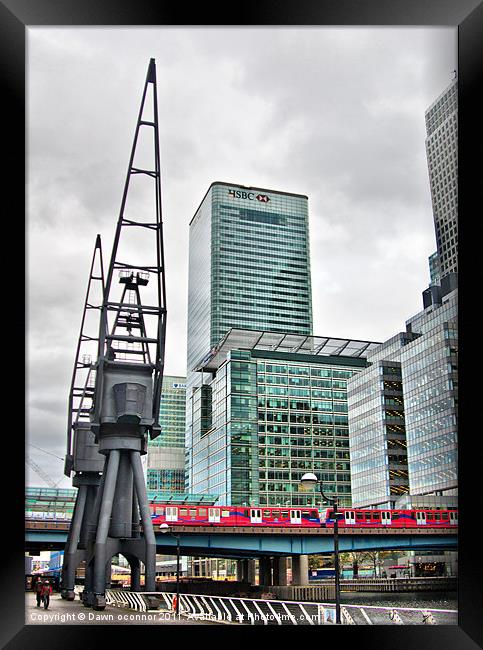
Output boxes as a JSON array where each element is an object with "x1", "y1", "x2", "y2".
[{"x1": 149, "y1": 504, "x2": 458, "y2": 529}]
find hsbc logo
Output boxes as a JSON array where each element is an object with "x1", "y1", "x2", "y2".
[{"x1": 228, "y1": 189, "x2": 270, "y2": 203}]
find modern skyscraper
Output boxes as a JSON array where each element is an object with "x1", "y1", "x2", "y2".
[
  {"x1": 425, "y1": 78, "x2": 458, "y2": 278},
  {"x1": 147, "y1": 375, "x2": 186, "y2": 493},
  {"x1": 186, "y1": 182, "x2": 313, "y2": 490},
  {"x1": 187, "y1": 182, "x2": 312, "y2": 368}
]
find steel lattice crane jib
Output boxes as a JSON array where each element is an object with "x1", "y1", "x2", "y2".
[
  {"x1": 59, "y1": 233, "x2": 106, "y2": 601},
  {"x1": 68, "y1": 58, "x2": 168, "y2": 611}
]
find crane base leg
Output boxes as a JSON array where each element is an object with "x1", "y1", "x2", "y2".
[
  {"x1": 93, "y1": 594, "x2": 106, "y2": 610},
  {"x1": 82, "y1": 590, "x2": 95, "y2": 608}
]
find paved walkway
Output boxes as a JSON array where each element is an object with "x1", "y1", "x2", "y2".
[{"x1": 25, "y1": 592, "x2": 219, "y2": 625}]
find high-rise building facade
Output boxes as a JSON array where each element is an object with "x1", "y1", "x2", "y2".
[
  {"x1": 348, "y1": 288, "x2": 457, "y2": 507},
  {"x1": 187, "y1": 182, "x2": 312, "y2": 372},
  {"x1": 425, "y1": 78, "x2": 458, "y2": 278},
  {"x1": 347, "y1": 332, "x2": 418, "y2": 508},
  {"x1": 147, "y1": 375, "x2": 186, "y2": 492},
  {"x1": 186, "y1": 182, "x2": 313, "y2": 490},
  {"x1": 189, "y1": 328, "x2": 379, "y2": 506},
  {"x1": 401, "y1": 291, "x2": 457, "y2": 497},
  {"x1": 428, "y1": 252, "x2": 441, "y2": 286}
]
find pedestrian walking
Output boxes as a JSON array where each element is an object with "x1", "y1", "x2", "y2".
[
  {"x1": 35, "y1": 579, "x2": 43, "y2": 607},
  {"x1": 41, "y1": 580, "x2": 53, "y2": 609}
]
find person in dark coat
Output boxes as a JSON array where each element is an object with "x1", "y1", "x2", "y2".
[{"x1": 35, "y1": 579, "x2": 43, "y2": 607}]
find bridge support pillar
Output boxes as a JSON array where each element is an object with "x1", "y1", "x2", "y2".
[
  {"x1": 292, "y1": 555, "x2": 309, "y2": 586},
  {"x1": 273, "y1": 557, "x2": 288, "y2": 586},
  {"x1": 247, "y1": 559, "x2": 256, "y2": 585},
  {"x1": 272, "y1": 557, "x2": 279, "y2": 585},
  {"x1": 241, "y1": 559, "x2": 248, "y2": 581},
  {"x1": 239, "y1": 559, "x2": 255, "y2": 583},
  {"x1": 259, "y1": 557, "x2": 272, "y2": 586},
  {"x1": 236, "y1": 560, "x2": 243, "y2": 582}
]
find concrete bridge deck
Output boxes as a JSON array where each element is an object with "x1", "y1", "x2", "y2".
[{"x1": 25, "y1": 520, "x2": 457, "y2": 557}]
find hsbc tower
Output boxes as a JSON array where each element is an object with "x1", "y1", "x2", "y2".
[{"x1": 185, "y1": 181, "x2": 313, "y2": 494}]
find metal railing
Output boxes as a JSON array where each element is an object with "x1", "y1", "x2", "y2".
[
  {"x1": 103, "y1": 589, "x2": 457, "y2": 625},
  {"x1": 271, "y1": 584, "x2": 335, "y2": 601},
  {"x1": 337, "y1": 576, "x2": 457, "y2": 592}
]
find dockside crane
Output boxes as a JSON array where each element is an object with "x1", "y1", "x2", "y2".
[
  {"x1": 80, "y1": 58, "x2": 167, "y2": 611},
  {"x1": 60, "y1": 233, "x2": 106, "y2": 601}
]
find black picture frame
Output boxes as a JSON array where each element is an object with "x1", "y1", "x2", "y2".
[{"x1": 3, "y1": 0, "x2": 481, "y2": 647}]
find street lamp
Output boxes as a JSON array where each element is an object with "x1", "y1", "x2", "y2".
[
  {"x1": 159, "y1": 523, "x2": 180, "y2": 616},
  {"x1": 300, "y1": 472, "x2": 341, "y2": 625}
]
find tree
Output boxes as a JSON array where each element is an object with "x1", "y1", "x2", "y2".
[
  {"x1": 339, "y1": 552, "x2": 360, "y2": 577},
  {"x1": 308, "y1": 554, "x2": 326, "y2": 570},
  {"x1": 359, "y1": 550, "x2": 395, "y2": 577}
]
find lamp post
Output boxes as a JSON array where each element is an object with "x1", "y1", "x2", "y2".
[
  {"x1": 159, "y1": 523, "x2": 180, "y2": 616},
  {"x1": 300, "y1": 472, "x2": 341, "y2": 625}
]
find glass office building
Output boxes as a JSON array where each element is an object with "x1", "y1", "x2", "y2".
[
  {"x1": 147, "y1": 375, "x2": 186, "y2": 492},
  {"x1": 25, "y1": 487, "x2": 77, "y2": 520},
  {"x1": 425, "y1": 78, "x2": 458, "y2": 278},
  {"x1": 348, "y1": 289, "x2": 457, "y2": 507},
  {"x1": 189, "y1": 329, "x2": 379, "y2": 506},
  {"x1": 401, "y1": 290, "x2": 458, "y2": 496},
  {"x1": 186, "y1": 182, "x2": 313, "y2": 490},
  {"x1": 348, "y1": 333, "x2": 418, "y2": 508}
]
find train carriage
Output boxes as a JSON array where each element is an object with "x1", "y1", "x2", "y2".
[
  {"x1": 150, "y1": 504, "x2": 458, "y2": 529},
  {"x1": 320, "y1": 507, "x2": 458, "y2": 528}
]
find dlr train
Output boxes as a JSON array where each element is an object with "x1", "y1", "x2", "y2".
[{"x1": 149, "y1": 504, "x2": 458, "y2": 529}]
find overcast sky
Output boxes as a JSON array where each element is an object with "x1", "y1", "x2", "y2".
[{"x1": 27, "y1": 26, "x2": 456, "y2": 488}]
